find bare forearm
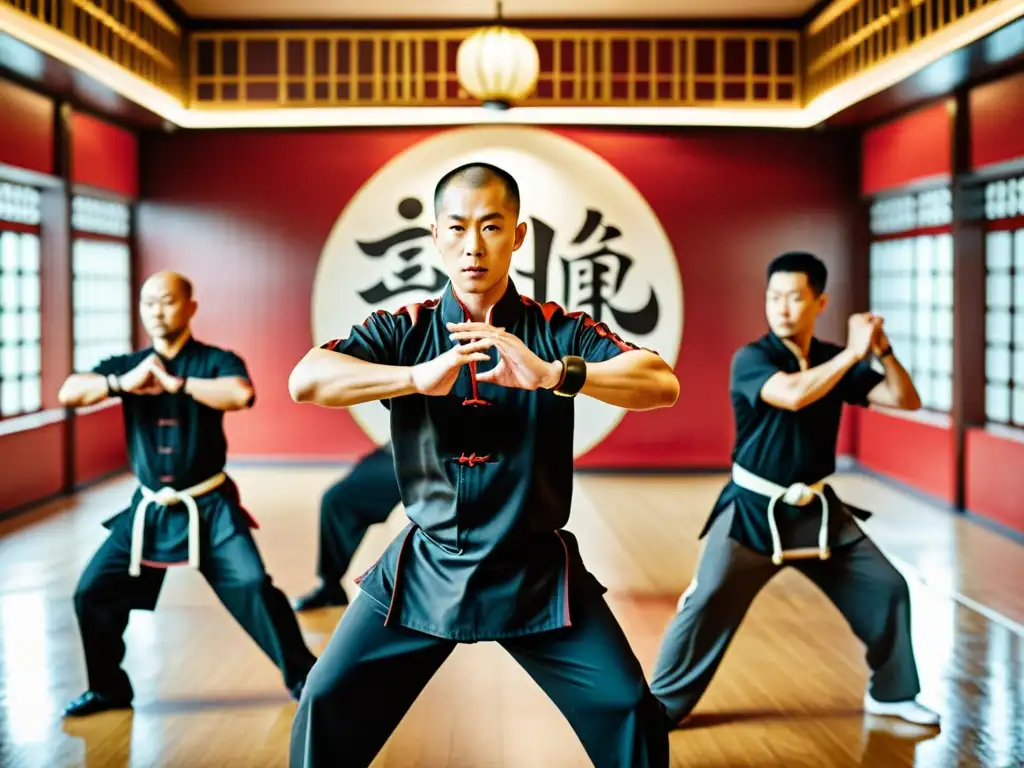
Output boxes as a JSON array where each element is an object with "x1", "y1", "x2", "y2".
[
  {"x1": 289, "y1": 349, "x2": 416, "y2": 407},
  {"x1": 763, "y1": 349, "x2": 860, "y2": 411},
  {"x1": 874, "y1": 352, "x2": 921, "y2": 410},
  {"x1": 58, "y1": 373, "x2": 111, "y2": 408},
  {"x1": 573, "y1": 352, "x2": 679, "y2": 410},
  {"x1": 183, "y1": 377, "x2": 254, "y2": 411}
]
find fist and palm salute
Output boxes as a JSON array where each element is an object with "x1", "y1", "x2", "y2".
[
  {"x1": 410, "y1": 321, "x2": 559, "y2": 397},
  {"x1": 116, "y1": 354, "x2": 184, "y2": 396}
]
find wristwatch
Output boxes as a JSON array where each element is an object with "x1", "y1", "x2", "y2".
[{"x1": 552, "y1": 355, "x2": 587, "y2": 398}]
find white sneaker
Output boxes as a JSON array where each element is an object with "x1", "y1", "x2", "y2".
[{"x1": 863, "y1": 693, "x2": 940, "y2": 726}]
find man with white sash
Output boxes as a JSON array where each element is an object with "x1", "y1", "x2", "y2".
[
  {"x1": 649, "y1": 252, "x2": 939, "y2": 729},
  {"x1": 57, "y1": 271, "x2": 316, "y2": 717}
]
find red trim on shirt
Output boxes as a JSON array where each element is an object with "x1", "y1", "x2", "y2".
[
  {"x1": 395, "y1": 298, "x2": 438, "y2": 326},
  {"x1": 449, "y1": 287, "x2": 493, "y2": 406},
  {"x1": 520, "y1": 296, "x2": 639, "y2": 353}
]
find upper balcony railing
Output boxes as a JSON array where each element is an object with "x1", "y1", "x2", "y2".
[
  {"x1": 0, "y1": 0, "x2": 1015, "y2": 111},
  {"x1": 804, "y1": 0, "x2": 1011, "y2": 102},
  {"x1": 2, "y1": 0, "x2": 182, "y2": 95},
  {"x1": 188, "y1": 28, "x2": 800, "y2": 110}
]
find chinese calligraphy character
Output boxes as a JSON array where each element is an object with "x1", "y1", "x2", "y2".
[
  {"x1": 355, "y1": 197, "x2": 448, "y2": 304},
  {"x1": 516, "y1": 208, "x2": 659, "y2": 336}
]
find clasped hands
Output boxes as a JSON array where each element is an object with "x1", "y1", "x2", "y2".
[
  {"x1": 847, "y1": 312, "x2": 890, "y2": 361},
  {"x1": 114, "y1": 354, "x2": 185, "y2": 396},
  {"x1": 409, "y1": 322, "x2": 563, "y2": 397}
]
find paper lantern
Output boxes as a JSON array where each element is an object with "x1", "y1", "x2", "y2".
[{"x1": 456, "y1": 26, "x2": 540, "y2": 110}]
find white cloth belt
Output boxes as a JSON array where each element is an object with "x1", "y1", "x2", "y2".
[
  {"x1": 129, "y1": 472, "x2": 227, "y2": 577},
  {"x1": 731, "y1": 463, "x2": 831, "y2": 566}
]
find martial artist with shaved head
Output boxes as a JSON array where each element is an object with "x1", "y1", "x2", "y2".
[{"x1": 58, "y1": 271, "x2": 316, "y2": 716}]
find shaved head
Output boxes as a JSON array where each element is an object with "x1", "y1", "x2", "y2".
[
  {"x1": 141, "y1": 270, "x2": 193, "y2": 301},
  {"x1": 433, "y1": 162, "x2": 520, "y2": 220},
  {"x1": 139, "y1": 270, "x2": 196, "y2": 344}
]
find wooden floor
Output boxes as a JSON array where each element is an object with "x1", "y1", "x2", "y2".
[{"x1": 1, "y1": 467, "x2": 1022, "y2": 768}]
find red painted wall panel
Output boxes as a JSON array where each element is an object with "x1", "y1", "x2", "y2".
[
  {"x1": 965, "y1": 428, "x2": 1024, "y2": 534},
  {"x1": 861, "y1": 102, "x2": 951, "y2": 196},
  {"x1": 137, "y1": 127, "x2": 859, "y2": 466},
  {"x1": 0, "y1": 78, "x2": 54, "y2": 176},
  {"x1": 71, "y1": 111, "x2": 139, "y2": 198},
  {"x1": 858, "y1": 409, "x2": 956, "y2": 504},
  {"x1": 74, "y1": 405, "x2": 128, "y2": 485},
  {"x1": 0, "y1": 422, "x2": 64, "y2": 513},
  {"x1": 970, "y1": 70, "x2": 1024, "y2": 171}
]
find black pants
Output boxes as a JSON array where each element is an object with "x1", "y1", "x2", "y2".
[
  {"x1": 289, "y1": 589, "x2": 670, "y2": 768},
  {"x1": 650, "y1": 510, "x2": 922, "y2": 724},
  {"x1": 316, "y1": 445, "x2": 402, "y2": 586},
  {"x1": 73, "y1": 528, "x2": 317, "y2": 699}
]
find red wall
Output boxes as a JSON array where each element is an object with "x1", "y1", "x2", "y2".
[
  {"x1": 965, "y1": 429, "x2": 1024, "y2": 534},
  {"x1": 970, "y1": 70, "x2": 1024, "y2": 171},
  {"x1": 137, "y1": 126, "x2": 860, "y2": 467},
  {"x1": 71, "y1": 111, "x2": 139, "y2": 198},
  {"x1": 0, "y1": 422, "x2": 64, "y2": 512},
  {"x1": 0, "y1": 79, "x2": 54, "y2": 176},
  {"x1": 861, "y1": 102, "x2": 951, "y2": 196},
  {"x1": 858, "y1": 409, "x2": 957, "y2": 503}
]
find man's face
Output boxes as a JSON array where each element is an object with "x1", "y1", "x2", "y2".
[
  {"x1": 431, "y1": 178, "x2": 527, "y2": 297},
  {"x1": 765, "y1": 271, "x2": 826, "y2": 339},
  {"x1": 139, "y1": 274, "x2": 195, "y2": 343}
]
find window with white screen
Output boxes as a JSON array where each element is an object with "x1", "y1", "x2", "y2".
[
  {"x1": 983, "y1": 175, "x2": 1024, "y2": 427},
  {"x1": 868, "y1": 187, "x2": 954, "y2": 413},
  {"x1": 72, "y1": 196, "x2": 133, "y2": 374},
  {"x1": 0, "y1": 183, "x2": 42, "y2": 419}
]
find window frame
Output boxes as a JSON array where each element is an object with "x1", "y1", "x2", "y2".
[
  {"x1": 867, "y1": 184, "x2": 955, "y2": 415},
  {"x1": 70, "y1": 193, "x2": 135, "y2": 378},
  {"x1": 0, "y1": 182, "x2": 44, "y2": 422},
  {"x1": 981, "y1": 173, "x2": 1024, "y2": 430}
]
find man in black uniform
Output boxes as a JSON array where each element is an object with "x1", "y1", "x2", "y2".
[
  {"x1": 58, "y1": 271, "x2": 316, "y2": 716},
  {"x1": 649, "y1": 251, "x2": 940, "y2": 728},
  {"x1": 292, "y1": 442, "x2": 401, "y2": 611},
  {"x1": 287, "y1": 162, "x2": 680, "y2": 767}
]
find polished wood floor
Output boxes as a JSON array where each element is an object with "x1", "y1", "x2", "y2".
[{"x1": 0, "y1": 466, "x2": 1021, "y2": 767}]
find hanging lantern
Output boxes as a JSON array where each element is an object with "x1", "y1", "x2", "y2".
[{"x1": 456, "y1": 24, "x2": 540, "y2": 110}]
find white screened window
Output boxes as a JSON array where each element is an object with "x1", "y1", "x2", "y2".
[
  {"x1": 72, "y1": 196, "x2": 133, "y2": 373},
  {"x1": 984, "y1": 227, "x2": 1024, "y2": 427},
  {"x1": 0, "y1": 183, "x2": 43, "y2": 417},
  {"x1": 869, "y1": 233, "x2": 954, "y2": 412},
  {"x1": 0, "y1": 182, "x2": 42, "y2": 226}
]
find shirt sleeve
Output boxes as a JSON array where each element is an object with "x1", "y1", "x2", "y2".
[
  {"x1": 91, "y1": 354, "x2": 136, "y2": 377},
  {"x1": 547, "y1": 305, "x2": 646, "y2": 363},
  {"x1": 730, "y1": 344, "x2": 781, "y2": 407},
  {"x1": 212, "y1": 349, "x2": 252, "y2": 382},
  {"x1": 839, "y1": 358, "x2": 886, "y2": 406},
  {"x1": 209, "y1": 348, "x2": 256, "y2": 407},
  {"x1": 321, "y1": 309, "x2": 402, "y2": 366}
]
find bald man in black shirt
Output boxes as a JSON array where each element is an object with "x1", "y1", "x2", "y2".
[
  {"x1": 58, "y1": 271, "x2": 316, "y2": 717},
  {"x1": 650, "y1": 252, "x2": 940, "y2": 729}
]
